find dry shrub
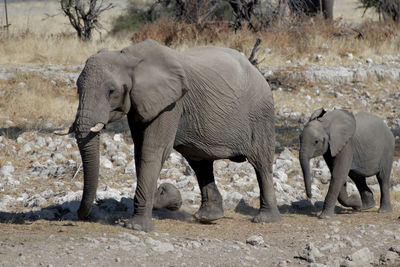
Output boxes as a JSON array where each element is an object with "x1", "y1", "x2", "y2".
[{"x1": 0, "y1": 73, "x2": 78, "y2": 128}]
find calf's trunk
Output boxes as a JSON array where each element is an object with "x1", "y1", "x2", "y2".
[{"x1": 300, "y1": 155, "x2": 313, "y2": 199}]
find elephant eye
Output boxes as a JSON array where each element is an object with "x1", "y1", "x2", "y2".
[
  {"x1": 314, "y1": 140, "x2": 319, "y2": 144},
  {"x1": 108, "y1": 89, "x2": 115, "y2": 98}
]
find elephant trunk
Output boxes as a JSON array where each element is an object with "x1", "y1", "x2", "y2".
[
  {"x1": 300, "y1": 154, "x2": 313, "y2": 199},
  {"x1": 76, "y1": 132, "x2": 100, "y2": 219}
]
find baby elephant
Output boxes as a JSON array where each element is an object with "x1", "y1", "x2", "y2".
[
  {"x1": 153, "y1": 183, "x2": 182, "y2": 211},
  {"x1": 299, "y1": 108, "x2": 394, "y2": 218}
]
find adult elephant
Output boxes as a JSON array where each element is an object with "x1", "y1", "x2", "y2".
[
  {"x1": 299, "y1": 108, "x2": 394, "y2": 219},
  {"x1": 57, "y1": 39, "x2": 279, "y2": 231},
  {"x1": 289, "y1": 0, "x2": 334, "y2": 20}
]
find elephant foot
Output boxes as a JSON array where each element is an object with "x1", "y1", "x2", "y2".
[
  {"x1": 251, "y1": 208, "x2": 281, "y2": 223},
  {"x1": 194, "y1": 182, "x2": 224, "y2": 222},
  {"x1": 378, "y1": 205, "x2": 392, "y2": 213},
  {"x1": 194, "y1": 202, "x2": 224, "y2": 222},
  {"x1": 77, "y1": 206, "x2": 91, "y2": 220},
  {"x1": 361, "y1": 193, "x2": 376, "y2": 210},
  {"x1": 319, "y1": 211, "x2": 334, "y2": 219},
  {"x1": 124, "y1": 215, "x2": 154, "y2": 232}
]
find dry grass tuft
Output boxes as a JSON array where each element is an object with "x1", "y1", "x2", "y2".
[{"x1": 0, "y1": 73, "x2": 78, "y2": 127}]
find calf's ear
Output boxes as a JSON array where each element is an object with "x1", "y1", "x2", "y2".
[
  {"x1": 309, "y1": 108, "x2": 326, "y2": 122},
  {"x1": 324, "y1": 110, "x2": 356, "y2": 157}
]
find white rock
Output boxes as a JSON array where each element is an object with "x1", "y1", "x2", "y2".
[
  {"x1": 274, "y1": 169, "x2": 288, "y2": 183},
  {"x1": 16, "y1": 136, "x2": 25, "y2": 143},
  {"x1": 0, "y1": 163, "x2": 14, "y2": 176},
  {"x1": 145, "y1": 237, "x2": 174, "y2": 253},
  {"x1": 168, "y1": 152, "x2": 183, "y2": 165},
  {"x1": 112, "y1": 152, "x2": 127, "y2": 166},
  {"x1": 380, "y1": 251, "x2": 399, "y2": 265},
  {"x1": 279, "y1": 148, "x2": 296, "y2": 161},
  {"x1": 226, "y1": 191, "x2": 243, "y2": 205},
  {"x1": 122, "y1": 233, "x2": 140, "y2": 243},
  {"x1": 20, "y1": 143, "x2": 32, "y2": 154},
  {"x1": 52, "y1": 152, "x2": 66, "y2": 163},
  {"x1": 298, "y1": 242, "x2": 325, "y2": 263},
  {"x1": 113, "y1": 133, "x2": 124, "y2": 142},
  {"x1": 35, "y1": 136, "x2": 46, "y2": 147},
  {"x1": 214, "y1": 160, "x2": 228, "y2": 169},
  {"x1": 246, "y1": 235, "x2": 264, "y2": 246},
  {"x1": 101, "y1": 156, "x2": 113, "y2": 169},
  {"x1": 345, "y1": 247, "x2": 374, "y2": 266},
  {"x1": 25, "y1": 194, "x2": 47, "y2": 208},
  {"x1": 275, "y1": 159, "x2": 293, "y2": 171},
  {"x1": 6, "y1": 176, "x2": 20, "y2": 186}
]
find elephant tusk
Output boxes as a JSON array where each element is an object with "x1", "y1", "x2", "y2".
[
  {"x1": 54, "y1": 126, "x2": 74, "y2": 135},
  {"x1": 90, "y1": 123, "x2": 105, "y2": 133}
]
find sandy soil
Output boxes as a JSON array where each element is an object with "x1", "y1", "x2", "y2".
[{"x1": 0, "y1": 207, "x2": 399, "y2": 266}]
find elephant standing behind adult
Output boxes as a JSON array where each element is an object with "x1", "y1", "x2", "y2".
[{"x1": 57, "y1": 39, "x2": 279, "y2": 231}]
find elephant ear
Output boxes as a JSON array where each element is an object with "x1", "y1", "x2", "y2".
[
  {"x1": 323, "y1": 110, "x2": 356, "y2": 157},
  {"x1": 124, "y1": 40, "x2": 188, "y2": 122},
  {"x1": 309, "y1": 108, "x2": 326, "y2": 122}
]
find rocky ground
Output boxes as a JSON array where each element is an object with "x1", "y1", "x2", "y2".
[{"x1": 0, "y1": 58, "x2": 400, "y2": 266}]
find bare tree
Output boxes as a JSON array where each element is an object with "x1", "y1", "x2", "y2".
[
  {"x1": 359, "y1": 0, "x2": 399, "y2": 22},
  {"x1": 60, "y1": 0, "x2": 115, "y2": 41},
  {"x1": 146, "y1": 0, "x2": 224, "y2": 29},
  {"x1": 228, "y1": 0, "x2": 259, "y2": 29}
]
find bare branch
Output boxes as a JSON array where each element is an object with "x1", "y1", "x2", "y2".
[{"x1": 248, "y1": 37, "x2": 262, "y2": 66}]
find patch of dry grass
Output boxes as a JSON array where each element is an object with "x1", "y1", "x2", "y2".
[
  {"x1": 0, "y1": 73, "x2": 78, "y2": 127},
  {"x1": 131, "y1": 18, "x2": 400, "y2": 65},
  {"x1": 0, "y1": 31, "x2": 132, "y2": 65}
]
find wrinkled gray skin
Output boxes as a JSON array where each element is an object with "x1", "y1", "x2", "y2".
[
  {"x1": 62, "y1": 39, "x2": 277, "y2": 231},
  {"x1": 299, "y1": 108, "x2": 394, "y2": 219}
]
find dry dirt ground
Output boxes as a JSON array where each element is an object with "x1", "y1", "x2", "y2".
[{"x1": 0, "y1": 207, "x2": 399, "y2": 266}]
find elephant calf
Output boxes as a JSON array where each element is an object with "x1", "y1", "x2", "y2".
[{"x1": 299, "y1": 108, "x2": 394, "y2": 218}]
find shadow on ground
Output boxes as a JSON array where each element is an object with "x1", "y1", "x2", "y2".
[{"x1": 0, "y1": 197, "x2": 357, "y2": 227}]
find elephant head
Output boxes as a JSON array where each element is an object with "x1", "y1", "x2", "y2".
[
  {"x1": 299, "y1": 108, "x2": 356, "y2": 198},
  {"x1": 153, "y1": 183, "x2": 182, "y2": 211},
  {"x1": 56, "y1": 40, "x2": 188, "y2": 219}
]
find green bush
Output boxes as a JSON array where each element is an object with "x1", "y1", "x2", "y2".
[
  {"x1": 111, "y1": 0, "x2": 235, "y2": 34},
  {"x1": 111, "y1": 2, "x2": 151, "y2": 34}
]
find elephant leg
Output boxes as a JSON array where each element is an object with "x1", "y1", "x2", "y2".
[
  {"x1": 187, "y1": 159, "x2": 224, "y2": 222},
  {"x1": 377, "y1": 164, "x2": 393, "y2": 213},
  {"x1": 249, "y1": 161, "x2": 281, "y2": 223},
  {"x1": 125, "y1": 112, "x2": 178, "y2": 232},
  {"x1": 350, "y1": 177, "x2": 375, "y2": 210},
  {"x1": 320, "y1": 145, "x2": 353, "y2": 219},
  {"x1": 337, "y1": 182, "x2": 362, "y2": 210}
]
